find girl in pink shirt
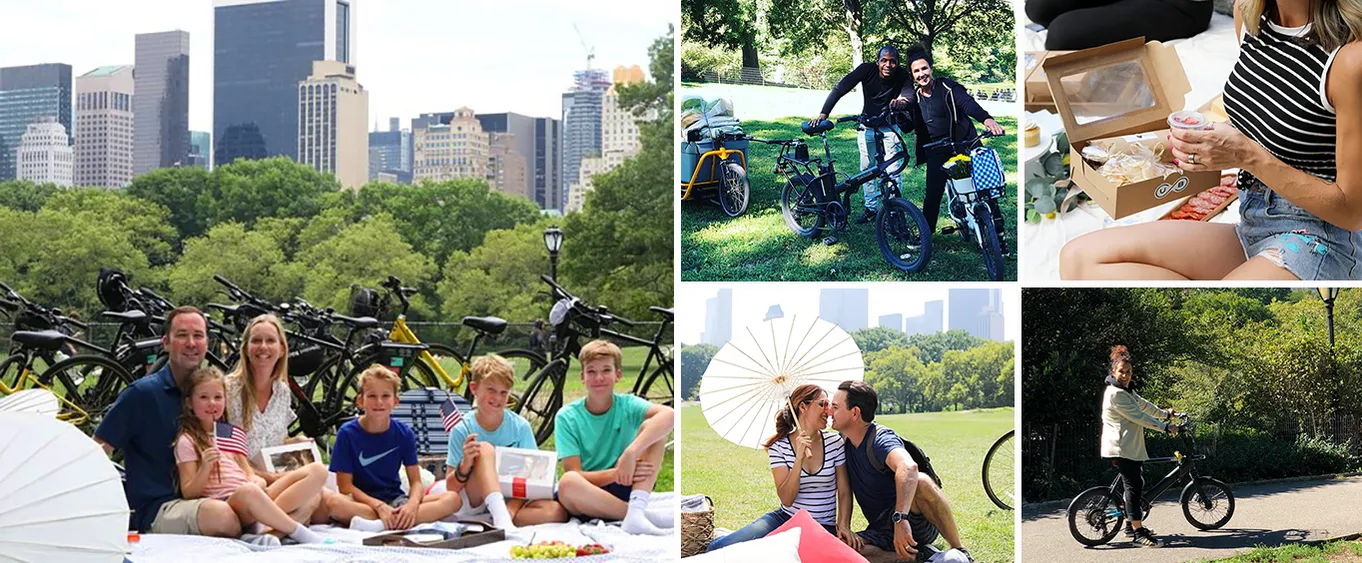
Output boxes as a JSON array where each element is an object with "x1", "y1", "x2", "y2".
[{"x1": 175, "y1": 367, "x2": 325, "y2": 544}]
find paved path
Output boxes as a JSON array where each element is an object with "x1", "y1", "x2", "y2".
[
  {"x1": 1022, "y1": 476, "x2": 1362, "y2": 562},
  {"x1": 684, "y1": 83, "x2": 1017, "y2": 122}
]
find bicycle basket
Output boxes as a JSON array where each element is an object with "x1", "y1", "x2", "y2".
[
  {"x1": 97, "y1": 268, "x2": 131, "y2": 311},
  {"x1": 942, "y1": 155, "x2": 973, "y2": 180},
  {"x1": 350, "y1": 287, "x2": 382, "y2": 318},
  {"x1": 970, "y1": 147, "x2": 1006, "y2": 191}
]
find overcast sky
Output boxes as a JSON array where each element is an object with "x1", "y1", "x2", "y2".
[
  {"x1": 678, "y1": 284, "x2": 1020, "y2": 345},
  {"x1": 0, "y1": 0, "x2": 675, "y2": 132}
]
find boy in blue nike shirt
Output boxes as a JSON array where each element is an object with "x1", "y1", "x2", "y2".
[{"x1": 327, "y1": 365, "x2": 461, "y2": 531}]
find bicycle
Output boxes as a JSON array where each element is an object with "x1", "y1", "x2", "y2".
[
  {"x1": 624, "y1": 306, "x2": 674, "y2": 406},
  {"x1": 922, "y1": 132, "x2": 1010, "y2": 281},
  {"x1": 982, "y1": 429, "x2": 1015, "y2": 510},
  {"x1": 766, "y1": 109, "x2": 934, "y2": 272},
  {"x1": 681, "y1": 130, "x2": 750, "y2": 217},
  {"x1": 1066, "y1": 414, "x2": 1235, "y2": 546}
]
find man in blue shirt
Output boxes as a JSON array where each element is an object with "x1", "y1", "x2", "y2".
[
  {"x1": 95, "y1": 307, "x2": 241, "y2": 536},
  {"x1": 829, "y1": 380, "x2": 974, "y2": 562}
]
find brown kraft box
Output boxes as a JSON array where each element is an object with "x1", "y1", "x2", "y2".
[{"x1": 361, "y1": 522, "x2": 506, "y2": 550}]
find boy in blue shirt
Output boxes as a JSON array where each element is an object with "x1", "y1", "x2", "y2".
[
  {"x1": 327, "y1": 365, "x2": 461, "y2": 531},
  {"x1": 445, "y1": 355, "x2": 569, "y2": 530},
  {"x1": 555, "y1": 340, "x2": 674, "y2": 535}
]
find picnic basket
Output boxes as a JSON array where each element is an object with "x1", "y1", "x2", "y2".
[{"x1": 680, "y1": 495, "x2": 715, "y2": 557}]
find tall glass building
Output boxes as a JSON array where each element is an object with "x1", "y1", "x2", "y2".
[
  {"x1": 213, "y1": 0, "x2": 354, "y2": 165},
  {"x1": 189, "y1": 131, "x2": 212, "y2": 169},
  {"x1": 134, "y1": 30, "x2": 191, "y2": 175},
  {"x1": 0, "y1": 64, "x2": 72, "y2": 181},
  {"x1": 477, "y1": 112, "x2": 560, "y2": 209},
  {"x1": 560, "y1": 69, "x2": 609, "y2": 211}
]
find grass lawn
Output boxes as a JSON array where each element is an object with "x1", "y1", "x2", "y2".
[
  {"x1": 681, "y1": 115, "x2": 1018, "y2": 281},
  {"x1": 1209, "y1": 541, "x2": 1362, "y2": 562},
  {"x1": 681, "y1": 406, "x2": 1015, "y2": 562}
]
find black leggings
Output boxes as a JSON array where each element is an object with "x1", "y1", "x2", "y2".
[
  {"x1": 1113, "y1": 457, "x2": 1146, "y2": 521},
  {"x1": 1026, "y1": 0, "x2": 1214, "y2": 50}
]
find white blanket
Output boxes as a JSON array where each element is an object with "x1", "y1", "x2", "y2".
[
  {"x1": 1021, "y1": 13, "x2": 1240, "y2": 280},
  {"x1": 128, "y1": 494, "x2": 677, "y2": 562}
]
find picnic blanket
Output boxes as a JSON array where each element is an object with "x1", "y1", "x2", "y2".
[{"x1": 126, "y1": 493, "x2": 676, "y2": 562}]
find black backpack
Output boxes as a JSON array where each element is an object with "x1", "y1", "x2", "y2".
[{"x1": 865, "y1": 425, "x2": 943, "y2": 489}]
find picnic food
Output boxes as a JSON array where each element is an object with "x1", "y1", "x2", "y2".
[
  {"x1": 510, "y1": 540, "x2": 612, "y2": 559},
  {"x1": 1163, "y1": 175, "x2": 1238, "y2": 221},
  {"x1": 1092, "y1": 141, "x2": 1180, "y2": 184},
  {"x1": 1168, "y1": 111, "x2": 1212, "y2": 130},
  {"x1": 1024, "y1": 119, "x2": 1041, "y2": 148}
]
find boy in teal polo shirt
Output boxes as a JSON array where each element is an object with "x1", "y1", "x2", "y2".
[{"x1": 555, "y1": 340, "x2": 675, "y2": 535}]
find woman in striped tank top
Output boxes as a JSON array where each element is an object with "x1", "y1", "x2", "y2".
[
  {"x1": 1060, "y1": 0, "x2": 1362, "y2": 280},
  {"x1": 706, "y1": 384, "x2": 849, "y2": 552}
]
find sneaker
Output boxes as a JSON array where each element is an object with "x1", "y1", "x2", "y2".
[
  {"x1": 957, "y1": 547, "x2": 976, "y2": 562},
  {"x1": 823, "y1": 234, "x2": 840, "y2": 246},
  {"x1": 1131, "y1": 527, "x2": 1162, "y2": 548},
  {"x1": 855, "y1": 209, "x2": 877, "y2": 224},
  {"x1": 1123, "y1": 524, "x2": 1155, "y2": 538}
]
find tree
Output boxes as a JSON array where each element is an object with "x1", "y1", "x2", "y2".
[
  {"x1": 125, "y1": 166, "x2": 215, "y2": 241},
  {"x1": 206, "y1": 157, "x2": 340, "y2": 229},
  {"x1": 852, "y1": 326, "x2": 909, "y2": 353},
  {"x1": 682, "y1": 0, "x2": 765, "y2": 68},
  {"x1": 680, "y1": 343, "x2": 721, "y2": 401},
  {"x1": 879, "y1": 0, "x2": 1011, "y2": 63},
  {"x1": 353, "y1": 180, "x2": 540, "y2": 267},
  {"x1": 769, "y1": 0, "x2": 868, "y2": 68},
  {"x1": 166, "y1": 223, "x2": 291, "y2": 307},
  {"x1": 905, "y1": 329, "x2": 988, "y2": 364},
  {"x1": 865, "y1": 346, "x2": 933, "y2": 413},
  {"x1": 438, "y1": 222, "x2": 556, "y2": 323},
  {"x1": 4, "y1": 209, "x2": 150, "y2": 314},
  {"x1": 295, "y1": 214, "x2": 435, "y2": 315},
  {"x1": 42, "y1": 189, "x2": 178, "y2": 266},
  {"x1": 0, "y1": 180, "x2": 57, "y2": 212}
]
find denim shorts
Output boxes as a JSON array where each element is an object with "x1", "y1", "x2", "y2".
[{"x1": 1235, "y1": 173, "x2": 1362, "y2": 280}]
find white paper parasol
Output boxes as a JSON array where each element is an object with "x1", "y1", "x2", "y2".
[
  {"x1": 0, "y1": 389, "x2": 60, "y2": 418},
  {"x1": 0, "y1": 413, "x2": 129, "y2": 562},
  {"x1": 700, "y1": 315, "x2": 864, "y2": 449}
]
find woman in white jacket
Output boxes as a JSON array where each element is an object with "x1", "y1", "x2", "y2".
[{"x1": 1101, "y1": 345, "x2": 1179, "y2": 547}]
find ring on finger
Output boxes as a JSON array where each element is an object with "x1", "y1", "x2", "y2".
[{"x1": 1187, "y1": 153, "x2": 1197, "y2": 165}]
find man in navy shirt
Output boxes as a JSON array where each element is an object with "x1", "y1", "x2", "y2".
[
  {"x1": 830, "y1": 380, "x2": 974, "y2": 561},
  {"x1": 95, "y1": 307, "x2": 241, "y2": 537}
]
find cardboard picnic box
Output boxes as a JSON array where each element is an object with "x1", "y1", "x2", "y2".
[
  {"x1": 1023, "y1": 51, "x2": 1072, "y2": 112},
  {"x1": 1043, "y1": 38, "x2": 1221, "y2": 219},
  {"x1": 496, "y1": 447, "x2": 556, "y2": 500},
  {"x1": 362, "y1": 521, "x2": 505, "y2": 550}
]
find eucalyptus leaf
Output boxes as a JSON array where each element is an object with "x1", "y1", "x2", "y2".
[
  {"x1": 1055, "y1": 131, "x2": 1070, "y2": 154},
  {"x1": 1035, "y1": 195, "x2": 1057, "y2": 214},
  {"x1": 1042, "y1": 152, "x2": 1066, "y2": 176},
  {"x1": 1027, "y1": 209, "x2": 1041, "y2": 223},
  {"x1": 1026, "y1": 178, "x2": 1052, "y2": 197}
]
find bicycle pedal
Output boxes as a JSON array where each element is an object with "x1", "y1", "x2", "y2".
[{"x1": 940, "y1": 225, "x2": 958, "y2": 235}]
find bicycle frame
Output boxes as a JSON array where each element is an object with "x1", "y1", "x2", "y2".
[
  {"x1": 0, "y1": 347, "x2": 93, "y2": 426},
  {"x1": 388, "y1": 315, "x2": 461, "y2": 390},
  {"x1": 1107, "y1": 450, "x2": 1206, "y2": 516},
  {"x1": 680, "y1": 142, "x2": 748, "y2": 201}
]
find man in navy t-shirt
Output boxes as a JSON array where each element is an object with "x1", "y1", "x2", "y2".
[{"x1": 830, "y1": 380, "x2": 974, "y2": 562}]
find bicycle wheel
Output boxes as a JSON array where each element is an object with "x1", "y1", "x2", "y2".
[
  {"x1": 497, "y1": 348, "x2": 548, "y2": 411},
  {"x1": 637, "y1": 363, "x2": 674, "y2": 406},
  {"x1": 875, "y1": 197, "x2": 933, "y2": 273},
  {"x1": 41, "y1": 355, "x2": 132, "y2": 430},
  {"x1": 718, "y1": 161, "x2": 750, "y2": 217},
  {"x1": 0, "y1": 353, "x2": 25, "y2": 391},
  {"x1": 781, "y1": 174, "x2": 824, "y2": 238},
  {"x1": 515, "y1": 361, "x2": 564, "y2": 445},
  {"x1": 420, "y1": 343, "x2": 466, "y2": 393},
  {"x1": 983, "y1": 429, "x2": 1015, "y2": 510},
  {"x1": 974, "y1": 202, "x2": 1005, "y2": 281},
  {"x1": 1067, "y1": 486, "x2": 1125, "y2": 546},
  {"x1": 1181, "y1": 477, "x2": 1235, "y2": 530}
]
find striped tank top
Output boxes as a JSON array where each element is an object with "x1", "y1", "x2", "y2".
[
  {"x1": 767, "y1": 430, "x2": 846, "y2": 526},
  {"x1": 1223, "y1": 16, "x2": 1341, "y2": 182}
]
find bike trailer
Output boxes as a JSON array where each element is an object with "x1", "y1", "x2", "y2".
[
  {"x1": 865, "y1": 425, "x2": 944, "y2": 488},
  {"x1": 681, "y1": 137, "x2": 749, "y2": 186}
]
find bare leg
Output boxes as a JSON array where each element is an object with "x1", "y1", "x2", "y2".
[
  {"x1": 462, "y1": 442, "x2": 500, "y2": 509},
  {"x1": 911, "y1": 478, "x2": 963, "y2": 549},
  {"x1": 556, "y1": 472, "x2": 627, "y2": 521},
  {"x1": 1059, "y1": 222, "x2": 1245, "y2": 280},
  {"x1": 265, "y1": 462, "x2": 326, "y2": 515},
  {"x1": 309, "y1": 489, "x2": 338, "y2": 525},
  {"x1": 196, "y1": 499, "x2": 244, "y2": 538},
  {"x1": 228, "y1": 483, "x2": 303, "y2": 535},
  {"x1": 411, "y1": 491, "x2": 462, "y2": 525},
  {"x1": 326, "y1": 493, "x2": 378, "y2": 524},
  {"x1": 287, "y1": 491, "x2": 320, "y2": 525},
  {"x1": 509, "y1": 498, "x2": 570, "y2": 526}
]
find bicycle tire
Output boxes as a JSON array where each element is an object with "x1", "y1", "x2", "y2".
[
  {"x1": 515, "y1": 361, "x2": 564, "y2": 445},
  {"x1": 0, "y1": 353, "x2": 25, "y2": 391},
  {"x1": 974, "y1": 202, "x2": 1005, "y2": 281},
  {"x1": 1067, "y1": 486, "x2": 1125, "y2": 546},
  {"x1": 1181, "y1": 477, "x2": 1234, "y2": 530},
  {"x1": 983, "y1": 429, "x2": 1015, "y2": 511},
  {"x1": 781, "y1": 174, "x2": 824, "y2": 238},
  {"x1": 875, "y1": 197, "x2": 933, "y2": 273},
  {"x1": 719, "y1": 161, "x2": 750, "y2": 217},
  {"x1": 496, "y1": 348, "x2": 548, "y2": 411},
  {"x1": 637, "y1": 363, "x2": 674, "y2": 406},
  {"x1": 41, "y1": 354, "x2": 132, "y2": 430}
]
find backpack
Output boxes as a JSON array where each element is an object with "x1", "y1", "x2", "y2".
[{"x1": 865, "y1": 425, "x2": 943, "y2": 489}]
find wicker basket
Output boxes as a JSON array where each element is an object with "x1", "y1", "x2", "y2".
[{"x1": 680, "y1": 495, "x2": 715, "y2": 558}]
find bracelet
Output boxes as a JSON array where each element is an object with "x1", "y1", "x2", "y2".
[{"x1": 454, "y1": 466, "x2": 472, "y2": 483}]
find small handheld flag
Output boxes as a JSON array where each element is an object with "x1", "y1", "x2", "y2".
[
  {"x1": 439, "y1": 398, "x2": 465, "y2": 433},
  {"x1": 215, "y1": 422, "x2": 248, "y2": 456}
]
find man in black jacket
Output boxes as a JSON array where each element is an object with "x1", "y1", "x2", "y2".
[{"x1": 903, "y1": 47, "x2": 1004, "y2": 241}]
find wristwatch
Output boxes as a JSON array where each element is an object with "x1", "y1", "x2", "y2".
[{"x1": 891, "y1": 512, "x2": 912, "y2": 523}]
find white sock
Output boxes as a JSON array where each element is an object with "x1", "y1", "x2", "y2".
[
  {"x1": 621, "y1": 490, "x2": 667, "y2": 536},
  {"x1": 349, "y1": 516, "x2": 387, "y2": 532},
  {"x1": 286, "y1": 523, "x2": 325, "y2": 544},
  {"x1": 485, "y1": 492, "x2": 517, "y2": 531},
  {"x1": 645, "y1": 507, "x2": 675, "y2": 528},
  {"x1": 240, "y1": 533, "x2": 281, "y2": 547}
]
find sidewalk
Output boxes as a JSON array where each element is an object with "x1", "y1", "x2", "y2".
[{"x1": 1021, "y1": 476, "x2": 1362, "y2": 562}]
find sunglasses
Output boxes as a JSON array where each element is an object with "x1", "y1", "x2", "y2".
[{"x1": 803, "y1": 399, "x2": 830, "y2": 408}]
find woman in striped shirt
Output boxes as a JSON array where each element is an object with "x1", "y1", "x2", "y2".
[
  {"x1": 1060, "y1": 0, "x2": 1362, "y2": 280},
  {"x1": 706, "y1": 384, "x2": 850, "y2": 551}
]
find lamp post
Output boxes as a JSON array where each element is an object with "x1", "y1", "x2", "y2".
[
  {"x1": 544, "y1": 226, "x2": 563, "y2": 282},
  {"x1": 1319, "y1": 287, "x2": 1340, "y2": 352}
]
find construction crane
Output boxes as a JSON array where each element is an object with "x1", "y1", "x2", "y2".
[{"x1": 572, "y1": 23, "x2": 595, "y2": 70}]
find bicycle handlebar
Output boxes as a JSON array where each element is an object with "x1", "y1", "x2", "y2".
[
  {"x1": 58, "y1": 316, "x2": 88, "y2": 330},
  {"x1": 921, "y1": 130, "x2": 1007, "y2": 151}
]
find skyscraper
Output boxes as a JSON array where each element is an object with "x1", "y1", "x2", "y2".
[
  {"x1": 297, "y1": 60, "x2": 368, "y2": 190},
  {"x1": 17, "y1": 118, "x2": 73, "y2": 186},
  {"x1": 214, "y1": 0, "x2": 355, "y2": 165},
  {"x1": 476, "y1": 112, "x2": 560, "y2": 208},
  {"x1": 878, "y1": 314, "x2": 904, "y2": 333},
  {"x1": 703, "y1": 289, "x2": 733, "y2": 346},
  {"x1": 0, "y1": 63, "x2": 72, "y2": 181},
  {"x1": 133, "y1": 30, "x2": 190, "y2": 175},
  {"x1": 369, "y1": 117, "x2": 411, "y2": 182},
  {"x1": 413, "y1": 107, "x2": 488, "y2": 183},
  {"x1": 819, "y1": 288, "x2": 869, "y2": 333},
  {"x1": 189, "y1": 131, "x2": 212, "y2": 169},
  {"x1": 949, "y1": 288, "x2": 1003, "y2": 340},
  {"x1": 74, "y1": 65, "x2": 134, "y2": 188},
  {"x1": 560, "y1": 68, "x2": 610, "y2": 211},
  {"x1": 764, "y1": 304, "x2": 785, "y2": 321},
  {"x1": 487, "y1": 132, "x2": 529, "y2": 199},
  {"x1": 566, "y1": 66, "x2": 647, "y2": 212}
]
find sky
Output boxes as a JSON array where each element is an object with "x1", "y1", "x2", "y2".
[
  {"x1": 0, "y1": 0, "x2": 675, "y2": 133},
  {"x1": 678, "y1": 284, "x2": 1020, "y2": 345}
]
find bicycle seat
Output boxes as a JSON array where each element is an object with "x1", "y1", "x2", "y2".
[
  {"x1": 649, "y1": 306, "x2": 674, "y2": 320},
  {"x1": 101, "y1": 310, "x2": 148, "y2": 324},
  {"x1": 333, "y1": 314, "x2": 379, "y2": 330},
  {"x1": 461, "y1": 316, "x2": 507, "y2": 335},
  {"x1": 11, "y1": 330, "x2": 68, "y2": 351},
  {"x1": 802, "y1": 119, "x2": 834, "y2": 136}
]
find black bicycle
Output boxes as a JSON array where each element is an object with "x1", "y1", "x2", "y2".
[
  {"x1": 765, "y1": 109, "x2": 933, "y2": 272},
  {"x1": 1067, "y1": 414, "x2": 1235, "y2": 546},
  {"x1": 983, "y1": 429, "x2": 1015, "y2": 510},
  {"x1": 921, "y1": 132, "x2": 1010, "y2": 281}
]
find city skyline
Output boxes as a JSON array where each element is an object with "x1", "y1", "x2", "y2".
[
  {"x1": 680, "y1": 285, "x2": 1019, "y2": 345},
  {"x1": 0, "y1": 0, "x2": 672, "y2": 135}
]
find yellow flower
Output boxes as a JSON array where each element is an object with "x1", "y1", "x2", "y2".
[{"x1": 1043, "y1": 212, "x2": 1057, "y2": 220}]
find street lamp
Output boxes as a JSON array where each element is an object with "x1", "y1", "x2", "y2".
[
  {"x1": 544, "y1": 226, "x2": 563, "y2": 281},
  {"x1": 1319, "y1": 287, "x2": 1340, "y2": 351}
]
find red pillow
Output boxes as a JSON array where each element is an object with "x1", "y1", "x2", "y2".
[{"x1": 767, "y1": 509, "x2": 869, "y2": 563}]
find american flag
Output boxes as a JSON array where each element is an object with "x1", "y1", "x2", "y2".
[
  {"x1": 440, "y1": 398, "x2": 464, "y2": 433},
  {"x1": 215, "y1": 422, "x2": 249, "y2": 456}
]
